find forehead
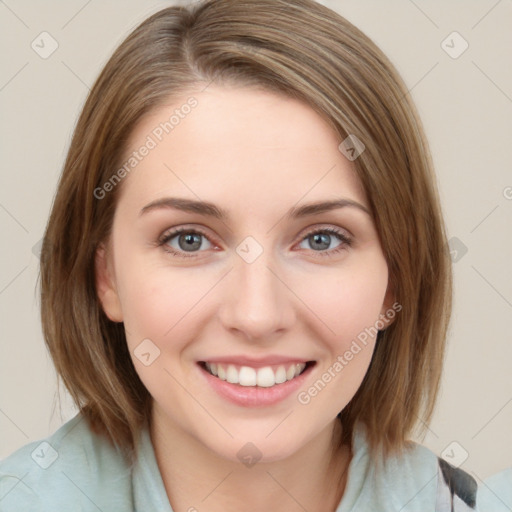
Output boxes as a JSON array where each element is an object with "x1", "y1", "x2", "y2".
[{"x1": 117, "y1": 85, "x2": 368, "y2": 215}]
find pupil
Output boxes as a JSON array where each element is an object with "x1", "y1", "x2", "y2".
[
  {"x1": 179, "y1": 233, "x2": 201, "y2": 251},
  {"x1": 311, "y1": 233, "x2": 330, "y2": 250}
]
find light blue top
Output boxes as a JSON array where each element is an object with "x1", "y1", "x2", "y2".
[
  {"x1": 476, "y1": 467, "x2": 512, "y2": 511},
  {"x1": 0, "y1": 413, "x2": 502, "y2": 511}
]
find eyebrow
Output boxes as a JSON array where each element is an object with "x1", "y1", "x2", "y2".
[{"x1": 139, "y1": 197, "x2": 371, "y2": 219}]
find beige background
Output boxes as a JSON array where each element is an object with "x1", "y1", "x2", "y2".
[{"x1": 1, "y1": 0, "x2": 511, "y2": 484}]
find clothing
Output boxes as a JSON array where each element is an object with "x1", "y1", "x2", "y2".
[
  {"x1": 476, "y1": 467, "x2": 512, "y2": 512},
  {"x1": 0, "y1": 413, "x2": 487, "y2": 511}
]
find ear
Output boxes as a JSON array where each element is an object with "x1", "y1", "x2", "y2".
[
  {"x1": 378, "y1": 281, "x2": 398, "y2": 330},
  {"x1": 95, "y1": 243, "x2": 123, "y2": 322}
]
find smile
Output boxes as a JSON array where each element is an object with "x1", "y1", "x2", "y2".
[
  {"x1": 197, "y1": 359, "x2": 316, "y2": 407},
  {"x1": 201, "y1": 361, "x2": 313, "y2": 388}
]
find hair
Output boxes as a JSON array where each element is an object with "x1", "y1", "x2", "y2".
[{"x1": 40, "y1": 0, "x2": 452, "y2": 463}]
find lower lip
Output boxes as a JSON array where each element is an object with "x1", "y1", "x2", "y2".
[{"x1": 198, "y1": 363, "x2": 315, "y2": 407}]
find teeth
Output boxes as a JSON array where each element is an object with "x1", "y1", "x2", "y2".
[
  {"x1": 239, "y1": 366, "x2": 257, "y2": 386},
  {"x1": 275, "y1": 365, "x2": 287, "y2": 384},
  {"x1": 204, "y1": 362, "x2": 307, "y2": 387},
  {"x1": 256, "y1": 367, "x2": 275, "y2": 387},
  {"x1": 226, "y1": 365, "x2": 239, "y2": 384}
]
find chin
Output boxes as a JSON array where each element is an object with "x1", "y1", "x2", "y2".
[{"x1": 199, "y1": 421, "x2": 316, "y2": 466}]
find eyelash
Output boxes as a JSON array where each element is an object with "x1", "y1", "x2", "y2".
[{"x1": 158, "y1": 226, "x2": 352, "y2": 259}]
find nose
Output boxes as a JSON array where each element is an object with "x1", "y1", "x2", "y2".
[{"x1": 217, "y1": 249, "x2": 296, "y2": 343}]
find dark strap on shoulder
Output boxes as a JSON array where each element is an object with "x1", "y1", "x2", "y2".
[{"x1": 436, "y1": 457, "x2": 478, "y2": 510}]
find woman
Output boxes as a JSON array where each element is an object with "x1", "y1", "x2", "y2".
[{"x1": 0, "y1": 0, "x2": 485, "y2": 510}]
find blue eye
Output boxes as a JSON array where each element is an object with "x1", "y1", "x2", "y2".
[
  {"x1": 159, "y1": 227, "x2": 213, "y2": 258},
  {"x1": 298, "y1": 228, "x2": 352, "y2": 257},
  {"x1": 158, "y1": 226, "x2": 352, "y2": 259}
]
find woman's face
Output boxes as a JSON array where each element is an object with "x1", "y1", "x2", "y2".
[{"x1": 96, "y1": 85, "x2": 394, "y2": 462}]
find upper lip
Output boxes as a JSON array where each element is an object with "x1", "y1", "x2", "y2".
[{"x1": 199, "y1": 356, "x2": 313, "y2": 368}]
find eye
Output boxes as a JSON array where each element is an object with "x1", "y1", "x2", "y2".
[
  {"x1": 159, "y1": 227, "x2": 215, "y2": 258},
  {"x1": 157, "y1": 225, "x2": 352, "y2": 259},
  {"x1": 297, "y1": 227, "x2": 352, "y2": 257}
]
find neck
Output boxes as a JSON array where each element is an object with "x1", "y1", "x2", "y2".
[{"x1": 150, "y1": 409, "x2": 352, "y2": 512}]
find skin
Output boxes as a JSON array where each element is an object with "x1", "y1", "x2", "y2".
[{"x1": 96, "y1": 85, "x2": 395, "y2": 511}]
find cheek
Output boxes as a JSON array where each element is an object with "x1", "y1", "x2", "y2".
[
  {"x1": 293, "y1": 252, "x2": 389, "y2": 344},
  {"x1": 115, "y1": 256, "x2": 215, "y2": 349},
  {"x1": 116, "y1": 245, "x2": 388, "y2": 348},
  {"x1": 115, "y1": 263, "x2": 212, "y2": 401},
  {"x1": 294, "y1": 261, "x2": 388, "y2": 412}
]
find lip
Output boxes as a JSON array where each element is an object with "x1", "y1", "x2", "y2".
[
  {"x1": 197, "y1": 360, "x2": 316, "y2": 407},
  {"x1": 199, "y1": 355, "x2": 310, "y2": 368}
]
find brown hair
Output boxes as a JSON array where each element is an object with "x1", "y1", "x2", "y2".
[{"x1": 40, "y1": 0, "x2": 452, "y2": 462}]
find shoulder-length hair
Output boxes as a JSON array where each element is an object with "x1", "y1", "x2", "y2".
[{"x1": 40, "y1": 0, "x2": 452, "y2": 462}]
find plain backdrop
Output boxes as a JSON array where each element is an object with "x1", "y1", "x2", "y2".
[{"x1": 0, "y1": 0, "x2": 511, "y2": 484}]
